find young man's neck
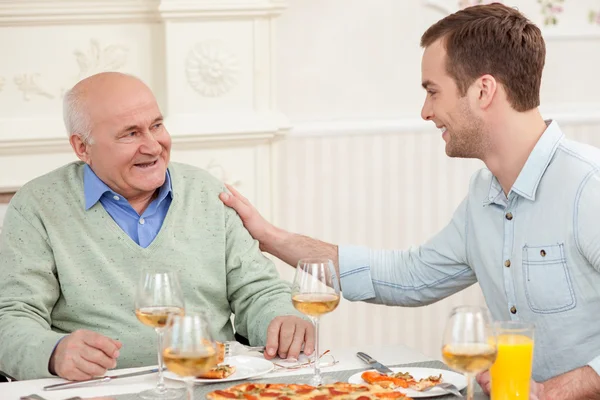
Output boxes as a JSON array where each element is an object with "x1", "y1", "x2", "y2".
[{"x1": 482, "y1": 108, "x2": 548, "y2": 196}]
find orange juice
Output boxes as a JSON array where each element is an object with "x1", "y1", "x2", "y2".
[{"x1": 490, "y1": 333, "x2": 534, "y2": 400}]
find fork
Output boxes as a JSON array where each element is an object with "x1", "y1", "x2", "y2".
[
  {"x1": 419, "y1": 382, "x2": 464, "y2": 398},
  {"x1": 224, "y1": 341, "x2": 265, "y2": 357}
]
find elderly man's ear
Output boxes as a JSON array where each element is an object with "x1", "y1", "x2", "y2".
[{"x1": 69, "y1": 134, "x2": 91, "y2": 163}]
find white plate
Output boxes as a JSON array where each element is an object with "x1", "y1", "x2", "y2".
[
  {"x1": 348, "y1": 367, "x2": 467, "y2": 398},
  {"x1": 164, "y1": 355, "x2": 275, "y2": 384}
]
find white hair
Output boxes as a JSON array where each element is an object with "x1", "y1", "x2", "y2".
[{"x1": 63, "y1": 87, "x2": 94, "y2": 144}]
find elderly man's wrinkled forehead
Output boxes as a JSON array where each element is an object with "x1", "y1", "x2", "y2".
[{"x1": 72, "y1": 73, "x2": 159, "y2": 129}]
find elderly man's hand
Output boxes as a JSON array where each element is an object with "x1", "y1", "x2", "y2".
[
  {"x1": 49, "y1": 329, "x2": 122, "y2": 381},
  {"x1": 476, "y1": 370, "x2": 545, "y2": 400},
  {"x1": 264, "y1": 316, "x2": 315, "y2": 361}
]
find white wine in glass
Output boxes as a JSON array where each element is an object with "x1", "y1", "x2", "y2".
[
  {"x1": 292, "y1": 258, "x2": 341, "y2": 386},
  {"x1": 163, "y1": 312, "x2": 218, "y2": 400},
  {"x1": 441, "y1": 306, "x2": 497, "y2": 400},
  {"x1": 134, "y1": 269, "x2": 185, "y2": 400}
]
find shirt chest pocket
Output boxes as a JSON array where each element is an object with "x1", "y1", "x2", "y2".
[{"x1": 522, "y1": 243, "x2": 576, "y2": 314}]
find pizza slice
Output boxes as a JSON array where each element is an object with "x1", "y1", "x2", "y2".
[
  {"x1": 410, "y1": 374, "x2": 442, "y2": 391},
  {"x1": 197, "y1": 363, "x2": 237, "y2": 379},
  {"x1": 361, "y1": 370, "x2": 443, "y2": 391}
]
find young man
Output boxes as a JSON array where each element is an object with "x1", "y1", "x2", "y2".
[{"x1": 220, "y1": 4, "x2": 600, "y2": 399}]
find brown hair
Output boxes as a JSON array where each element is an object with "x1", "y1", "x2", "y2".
[{"x1": 420, "y1": 3, "x2": 545, "y2": 112}]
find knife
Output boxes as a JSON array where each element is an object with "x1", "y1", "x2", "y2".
[
  {"x1": 356, "y1": 352, "x2": 394, "y2": 374},
  {"x1": 43, "y1": 367, "x2": 158, "y2": 391}
]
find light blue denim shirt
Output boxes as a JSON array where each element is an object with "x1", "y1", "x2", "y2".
[{"x1": 339, "y1": 120, "x2": 600, "y2": 382}]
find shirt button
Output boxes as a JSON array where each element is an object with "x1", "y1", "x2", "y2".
[
  {"x1": 139, "y1": 218, "x2": 145, "y2": 225},
  {"x1": 510, "y1": 306, "x2": 517, "y2": 314},
  {"x1": 505, "y1": 212, "x2": 513, "y2": 220},
  {"x1": 504, "y1": 260, "x2": 511, "y2": 268},
  {"x1": 113, "y1": 195, "x2": 120, "y2": 201}
]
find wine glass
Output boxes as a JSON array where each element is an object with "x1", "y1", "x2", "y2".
[
  {"x1": 162, "y1": 312, "x2": 219, "y2": 400},
  {"x1": 134, "y1": 268, "x2": 185, "y2": 400},
  {"x1": 441, "y1": 306, "x2": 497, "y2": 400},
  {"x1": 291, "y1": 258, "x2": 341, "y2": 386}
]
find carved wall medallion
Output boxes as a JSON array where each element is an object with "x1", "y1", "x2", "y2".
[
  {"x1": 186, "y1": 41, "x2": 238, "y2": 97},
  {"x1": 74, "y1": 39, "x2": 129, "y2": 79},
  {"x1": 13, "y1": 74, "x2": 54, "y2": 101},
  {"x1": 205, "y1": 159, "x2": 242, "y2": 187}
]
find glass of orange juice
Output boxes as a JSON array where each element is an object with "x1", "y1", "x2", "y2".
[{"x1": 490, "y1": 321, "x2": 535, "y2": 400}]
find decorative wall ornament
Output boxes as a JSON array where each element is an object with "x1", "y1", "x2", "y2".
[
  {"x1": 186, "y1": 41, "x2": 238, "y2": 97},
  {"x1": 539, "y1": 0, "x2": 564, "y2": 26},
  {"x1": 205, "y1": 160, "x2": 242, "y2": 187},
  {"x1": 74, "y1": 39, "x2": 129, "y2": 79},
  {"x1": 13, "y1": 74, "x2": 54, "y2": 101},
  {"x1": 590, "y1": 9, "x2": 600, "y2": 25},
  {"x1": 458, "y1": 0, "x2": 502, "y2": 9}
]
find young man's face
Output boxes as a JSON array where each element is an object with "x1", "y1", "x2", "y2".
[{"x1": 420, "y1": 39, "x2": 485, "y2": 159}]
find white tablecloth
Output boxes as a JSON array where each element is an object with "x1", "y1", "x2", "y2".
[{"x1": 3, "y1": 344, "x2": 433, "y2": 400}]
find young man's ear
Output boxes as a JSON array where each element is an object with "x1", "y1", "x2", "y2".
[{"x1": 476, "y1": 74, "x2": 498, "y2": 110}]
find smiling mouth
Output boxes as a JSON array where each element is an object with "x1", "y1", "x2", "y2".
[{"x1": 135, "y1": 160, "x2": 158, "y2": 168}]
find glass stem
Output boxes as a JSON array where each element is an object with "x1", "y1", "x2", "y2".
[
  {"x1": 185, "y1": 377, "x2": 195, "y2": 400},
  {"x1": 313, "y1": 317, "x2": 321, "y2": 384},
  {"x1": 156, "y1": 328, "x2": 166, "y2": 392},
  {"x1": 466, "y1": 373, "x2": 474, "y2": 400}
]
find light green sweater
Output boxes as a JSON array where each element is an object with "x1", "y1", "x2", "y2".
[{"x1": 0, "y1": 161, "x2": 302, "y2": 380}]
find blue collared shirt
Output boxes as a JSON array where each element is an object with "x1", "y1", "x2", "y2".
[
  {"x1": 339, "y1": 120, "x2": 600, "y2": 381},
  {"x1": 84, "y1": 165, "x2": 173, "y2": 248}
]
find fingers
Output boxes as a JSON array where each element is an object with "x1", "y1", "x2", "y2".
[
  {"x1": 82, "y1": 331, "x2": 121, "y2": 358},
  {"x1": 302, "y1": 322, "x2": 315, "y2": 356},
  {"x1": 265, "y1": 318, "x2": 283, "y2": 359},
  {"x1": 63, "y1": 366, "x2": 93, "y2": 382},
  {"x1": 74, "y1": 354, "x2": 109, "y2": 377},
  {"x1": 219, "y1": 191, "x2": 252, "y2": 220},
  {"x1": 285, "y1": 324, "x2": 307, "y2": 361},
  {"x1": 276, "y1": 320, "x2": 298, "y2": 359},
  {"x1": 475, "y1": 370, "x2": 491, "y2": 395},
  {"x1": 52, "y1": 330, "x2": 121, "y2": 381},
  {"x1": 264, "y1": 317, "x2": 314, "y2": 361},
  {"x1": 81, "y1": 345, "x2": 118, "y2": 370},
  {"x1": 225, "y1": 183, "x2": 251, "y2": 206}
]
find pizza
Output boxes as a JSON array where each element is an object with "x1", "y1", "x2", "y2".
[
  {"x1": 206, "y1": 382, "x2": 412, "y2": 400},
  {"x1": 361, "y1": 371, "x2": 442, "y2": 391},
  {"x1": 198, "y1": 364, "x2": 237, "y2": 379},
  {"x1": 197, "y1": 342, "x2": 236, "y2": 379}
]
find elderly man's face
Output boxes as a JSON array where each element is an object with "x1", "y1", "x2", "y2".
[{"x1": 80, "y1": 78, "x2": 171, "y2": 201}]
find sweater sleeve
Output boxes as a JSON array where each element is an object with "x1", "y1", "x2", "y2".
[
  {"x1": 0, "y1": 204, "x2": 67, "y2": 380},
  {"x1": 223, "y1": 207, "x2": 306, "y2": 346}
]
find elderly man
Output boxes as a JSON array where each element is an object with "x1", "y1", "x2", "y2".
[{"x1": 0, "y1": 72, "x2": 313, "y2": 381}]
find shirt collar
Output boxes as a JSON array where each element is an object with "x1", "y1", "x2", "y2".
[
  {"x1": 83, "y1": 164, "x2": 173, "y2": 210},
  {"x1": 483, "y1": 120, "x2": 564, "y2": 205}
]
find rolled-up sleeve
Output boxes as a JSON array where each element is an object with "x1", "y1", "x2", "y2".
[
  {"x1": 588, "y1": 355, "x2": 600, "y2": 376},
  {"x1": 339, "y1": 197, "x2": 477, "y2": 307}
]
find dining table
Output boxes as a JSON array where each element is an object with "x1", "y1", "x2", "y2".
[{"x1": 3, "y1": 344, "x2": 486, "y2": 400}]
